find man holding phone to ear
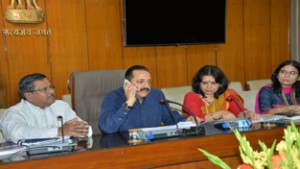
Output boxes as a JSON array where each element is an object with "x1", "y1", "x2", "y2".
[{"x1": 98, "y1": 65, "x2": 202, "y2": 134}]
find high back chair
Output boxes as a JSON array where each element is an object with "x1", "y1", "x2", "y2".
[
  {"x1": 61, "y1": 94, "x2": 72, "y2": 107},
  {"x1": 229, "y1": 81, "x2": 244, "y2": 92},
  {"x1": 69, "y1": 69, "x2": 126, "y2": 135},
  {"x1": 238, "y1": 90, "x2": 258, "y2": 112},
  {"x1": 161, "y1": 86, "x2": 192, "y2": 114},
  {"x1": 246, "y1": 79, "x2": 272, "y2": 91},
  {"x1": 0, "y1": 108, "x2": 6, "y2": 143}
]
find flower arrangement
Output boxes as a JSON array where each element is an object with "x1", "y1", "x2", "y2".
[{"x1": 199, "y1": 122, "x2": 300, "y2": 169}]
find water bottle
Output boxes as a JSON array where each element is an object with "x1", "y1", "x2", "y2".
[{"x1": 222, "y1": 118, "x2": 251, "y2": 129}]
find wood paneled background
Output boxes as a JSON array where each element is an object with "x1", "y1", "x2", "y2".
[{"x1": 0, "y1": 0, "x2": 291, "y2": 108}]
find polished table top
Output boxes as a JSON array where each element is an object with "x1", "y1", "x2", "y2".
[
  {"x1": 98, "y1": 120, "x2": 289, "y2": 149},
  {"x1": 0, "y1": 119, "x2": 298, "y2": 167}
]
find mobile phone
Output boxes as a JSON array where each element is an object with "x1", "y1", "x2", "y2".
[
  {"x1": 123, "y1": 79, "x2": 136, "y2": 96},
  {"x1": 123, "y1": 79, "x2": 131, "y2": 89}
]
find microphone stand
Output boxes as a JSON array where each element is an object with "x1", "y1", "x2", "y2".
[
  {"x1": 57, "y1": 116, "x2": 65, "y2": 143},
  {"x1": 163, "y1": 101, "x2": 179, "y2": 130},
  {"x1": 26, "y1": 116, "x2": 71, "y2": 155},
  {"x1": 162, "y1": 99, "x2": 205, "y2": 136},
  {"x1": 226, "y1": 96, "x2": 247, "y2": 118}
]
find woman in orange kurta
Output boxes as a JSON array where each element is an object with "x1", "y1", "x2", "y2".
[{"x1": 183, "y1": 65, "x2": 259, "y2": 122}]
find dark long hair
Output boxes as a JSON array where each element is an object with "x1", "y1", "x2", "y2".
[
  {"x1": 192, "y1": 65, "x2": 229, "y2": 99},
  {"x1": 271, "y1": 60, "x2": 300, "y2": 94}
]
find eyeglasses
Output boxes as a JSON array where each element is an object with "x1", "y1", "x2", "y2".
[
  {"x1": 30, "y1": 84, "x2": 56, "y2": 93},
  {"x1": 279, "y1": 70, "x2": 299, "y2": 76}
]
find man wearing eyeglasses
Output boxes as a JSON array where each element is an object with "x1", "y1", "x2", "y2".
[{"x1": 0, "y1": 73, "x2": 92, "y2": 142}]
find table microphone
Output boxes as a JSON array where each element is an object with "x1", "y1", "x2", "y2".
[
  {"x1": 26, "y1": 116, "x2": 71, "y2": 155},
  {"x1": 159, "y1": 99, "x2": 179, "y2": 130},
  {"x1": 226, "y1": 95, "x2": 247, "y2": 118},
  {"x1": 57, "y1": 116, "x2": 65, "y2": 143},
  {"x1": 160, "y1": 99, "x2": 204, "y2": 136},
  {"x1": 215, "y1": 95, "x2": 251, "y2": 130}
]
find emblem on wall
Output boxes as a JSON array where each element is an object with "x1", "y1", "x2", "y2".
[{"x1": 4, "y1": 0, "x2": 44, "y2": 23}]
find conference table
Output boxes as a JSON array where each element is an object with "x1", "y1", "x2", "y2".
[{"x1": 0, "y1": 121, "x2": 297, "y2": 169}]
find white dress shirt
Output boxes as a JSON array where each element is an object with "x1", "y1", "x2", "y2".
[{"x1": 0, "y1": 99, "x2": 92, "y2": 142}]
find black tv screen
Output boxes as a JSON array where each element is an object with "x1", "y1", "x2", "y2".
[{"x1": 124, "y1": 0, "x2": 226, "y2": 46}]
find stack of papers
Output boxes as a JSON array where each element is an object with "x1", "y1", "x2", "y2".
[
  {"x1": 17, "y1": 137, "x2": 73, "y2": 155},
  {"x1": 18, "y1": 137, "x2": 70, "y2": 146},
  {"x1": 0, "y1": 143, "x2": 27, "y2": 159},
  {"x1": 257, "y1": 114, "x2": 300, "y2": 123},
  {"x1": 141, "y1": 121, "x2": 196, "y2": 133},
  {"x1": 256, "y1": 115, "x2": 283, "y2": 123},
  {"x1": 276, "y1": 115, "x2": 300, "y2": 121}
]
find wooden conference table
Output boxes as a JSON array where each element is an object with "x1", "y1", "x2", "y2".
[{"x1": 0, "y1": 121, "x2": 295, "y2": 169}]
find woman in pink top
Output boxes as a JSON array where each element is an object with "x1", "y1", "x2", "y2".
[{"x1": 256, "y1": 60, "x2": 300, "y2": 115}]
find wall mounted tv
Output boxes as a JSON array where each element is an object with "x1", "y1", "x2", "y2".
[{"x1": 124, "y1": 0, "x2": 226, "y2": 46}]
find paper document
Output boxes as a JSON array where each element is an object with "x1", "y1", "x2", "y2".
[
  {"x1": 257, "y1": 114, "x2": 300, "y2": 123},
  {"x1": 18, "y1": 136, "x2": 70, "y2": 146},
  {"x1": 177, "y1": 121, "x2": 197, "y2": 128},
  {"x1": 0, "y1": 144, "x2": 27, "y2": 159},
  {"x1": 141, "y1": 121, "x2": 196, "y2": 132},
  {"x1": 276, "y1": 115, "x2": 300, "y2": 121},
  {"x1": 256, "y1": 115, "x2": 284, "y2": 123}
]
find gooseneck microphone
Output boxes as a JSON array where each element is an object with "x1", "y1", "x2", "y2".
[
  {"x1": 160, "y1": 99, "x2": 179, "y2": 130},
  {"x1": 214, "y1": 95, "x2": 252, "y2": 130},
  {"x1": 57, "y1": 116, "x2": 65, "y2": 143},
  {"x1": 226, "y1": 95, "x2": 247, "y2": 118},
  {"x1": 23, "y1": 115, "x2": 70, "y2": 155},
  {"x1": 160, "y1": 99, "x2": 204, "y2": 135}
]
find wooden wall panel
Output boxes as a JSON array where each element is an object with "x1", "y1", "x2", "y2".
[
  {"x1": 218, "y1": 25, "x2": 245, "y2": 84},
  {"x1": 0, "y1": 1, "x2": 9, "y2": 107},
  {"x1": 218, "y1": 0, "x2": 245, "y2": 84},
  {"x1": 270, "y1": 0, "x2": 291, "y2": 71},
  {"x1": 186, "y1": 45, "x2": 216, "y2": 85},
  {"x1": 156, "y1": 46, "x2": 188, "y2": 88},
  {"x1": 46, "y1": 0, "x2": 89, "y2": 96},
  {"x1": 85, "y1": 0, "x2": 124, "y2": 70},
  {"x1": 2, "y1": 0, "x2": 50, "y2": 105},
  {"x1": 244, "y1": 0, "x2": 272, "y2": 80},
  {"x1": 0, "y1": 0, "x2": 292, "y2": 107}
]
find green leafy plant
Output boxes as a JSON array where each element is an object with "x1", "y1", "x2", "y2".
[{"x1": 198, "y1": 122, "x2": 300, "y2": 169}]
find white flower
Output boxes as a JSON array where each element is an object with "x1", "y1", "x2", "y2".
[
  {"x1": 290, "y1": 132, "x2": 297, "y2": 141},
  {"x1": 276, "y1": 140, "x2": 287, "y2": 152}
]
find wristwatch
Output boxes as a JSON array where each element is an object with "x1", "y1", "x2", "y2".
[{"x1": 124, "y1": 103, "x2": 133, "y2": 110}]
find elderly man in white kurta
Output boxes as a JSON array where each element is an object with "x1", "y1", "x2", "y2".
[{"x1": 0, "y1": 73, "x2": 92, "y2": 142}]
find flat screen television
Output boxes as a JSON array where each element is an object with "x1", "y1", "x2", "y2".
[{"x1": 124, "y1": 0, "x2": 226, "y2": 46}]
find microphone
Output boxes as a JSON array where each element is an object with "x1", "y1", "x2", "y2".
[
  {"x1": 213, "y1": 95, "x2": 251, "y2": 130},
  {"x1": 25, "y1": 116, "x2": 71, "y2": 155},
  {"x1": 159, "y1": 99, "x2": 179, "y2": 130},
  {"x1": 226, "y1": 95, "x2": 247, "y2": 118},
  {"x1": 160, "y1": 99, "x2": 204, "y2": 136},
  {"x1": 57, "y1": 116, "x2": 65, "y2": 143}
]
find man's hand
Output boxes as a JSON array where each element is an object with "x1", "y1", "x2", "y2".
[
  {"x1": 124, "y1": 84, "x2": 136, "y2": 107},
  {"x1": 58, "y1": 118, "x2": 89, "y2": 138}
]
